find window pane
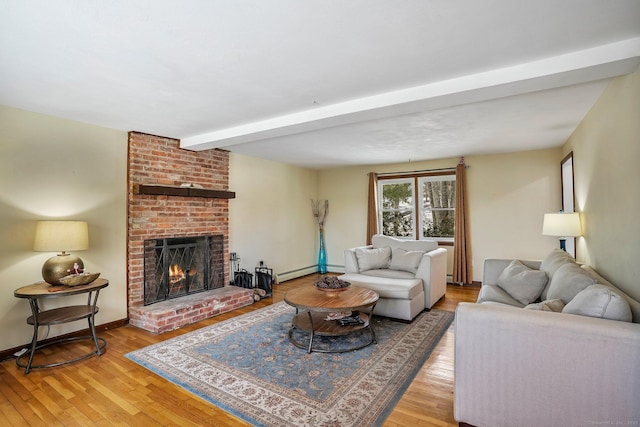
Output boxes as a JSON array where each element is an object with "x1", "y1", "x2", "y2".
[
  {"x1": 421, "y1": 178, "x2": 455, "y2": 238},
  {"x1": 382, "y1": 183, "x2": 413, "y2": 210},
  {"x1": 380, "y1": 182, "x2": 414, "y2": 237},
  {"x1": 422, "y1": 180, "x2": 455, "y2": 209},
  {"x1": 423, "y1": 209, "x2": 455, "y2": 237},
  {"x1": 383, "y1": 210, "x2": 414, "y2": 237}
]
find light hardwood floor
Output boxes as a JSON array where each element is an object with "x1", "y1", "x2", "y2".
[{"x1": 0, "y1": 275, "x2": 479, "y2": 426}]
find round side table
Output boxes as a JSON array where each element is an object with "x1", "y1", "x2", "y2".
[{"x1": 14, "y1": 278, "x2": 109, "y2": 374}]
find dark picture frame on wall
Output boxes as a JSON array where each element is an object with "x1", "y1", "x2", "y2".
[{"x1": 561, "y1": 152, "x2": 576, "y2": 258}]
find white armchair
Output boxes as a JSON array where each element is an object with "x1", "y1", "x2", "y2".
[{"x1": 339, "y1": 234, "x2": 447, "y2": 321}]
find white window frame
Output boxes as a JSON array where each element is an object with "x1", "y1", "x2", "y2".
[
  {"x1": 418, "y1": 175, "x2": 456, "y2": 243},
  {"x1": 378, "y1": 178, "x2": 416, "y2": 240}
]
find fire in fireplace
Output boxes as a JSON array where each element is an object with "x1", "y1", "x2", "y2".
[{"x1": 143, "y1": 235, "x2": 224, "y2": 305}]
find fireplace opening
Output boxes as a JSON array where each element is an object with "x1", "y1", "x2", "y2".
[{"x1": 144, "y1": 235, "x2": 224, "y2": 305}]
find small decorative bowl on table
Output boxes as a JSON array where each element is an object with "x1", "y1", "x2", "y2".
[
  {"x1": 314, "y1": 276, "x2": 351, "y2": 296},
  {"x1": 58, "y1": 272, "x2": 101, "y2": 287}
]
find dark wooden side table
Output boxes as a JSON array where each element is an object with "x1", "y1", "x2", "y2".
[{"x1": 14, "y1": 278, "x2": 109, "y2": 374}]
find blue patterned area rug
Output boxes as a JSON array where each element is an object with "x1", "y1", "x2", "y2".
[{"x1": 126, "y1": 301, "x2": 454, "y2": 427}]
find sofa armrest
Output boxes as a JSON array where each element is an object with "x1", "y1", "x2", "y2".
[
  {"x1": 344, "y1": 245, "x2": 372, "y2": 273},
  {"x1": 415, "y1": 248, "x2": 447, "y2": 308},
  {"x1": 454, "y1": 302, "x2": 640, "y2": 427},
  {"x1": 483, "y1": 258, "x2": 542, "y2": 285}
]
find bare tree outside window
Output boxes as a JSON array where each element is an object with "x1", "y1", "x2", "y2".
[{"x1": 422, "y1": 178, "x2": 455, "y2": 238}]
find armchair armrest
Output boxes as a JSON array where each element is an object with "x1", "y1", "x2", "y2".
[{"x1": 415, "y1": 248, "x2": 447, "y2": 308}]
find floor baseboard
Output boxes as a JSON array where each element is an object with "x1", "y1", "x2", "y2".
[{"x1": 0, "y1": 318, "x2": 128, "y2": 363}]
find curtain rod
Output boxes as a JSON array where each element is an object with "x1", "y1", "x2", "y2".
[
  {"x1": 374, "y1": 166, "x2": 459, "y2": 177},
  {"x1": 371, "y1": 157, "x2": 469, "y2": 176}
]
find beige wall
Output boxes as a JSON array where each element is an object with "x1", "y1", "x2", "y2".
[
  {"x1": 564, "y1": 72, "x2": 640, "y2": 301},
  {"x1": 229, "y1": 153, "x2": 319, "y2": 281},
  {"x1": 466, "y1": 149, "x2": 562, "y2": 275},
  {"x1": 319, "y1": 148, "x2": 562, "y2": 282},
  {"x1": 0, "y1": 106, "x2": 128, "y2": 352}
]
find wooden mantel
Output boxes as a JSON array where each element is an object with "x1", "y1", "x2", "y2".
[{"x1": 137, "y1": 184, "x2": 236, "y2": 199}]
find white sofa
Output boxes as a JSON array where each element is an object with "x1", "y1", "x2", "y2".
[
  {"x1": 454, "y1": 250, "x2": 640, "y2": 427},
  {"x1": 339, "y1": 234, "x2": 447, "y2": 321}
]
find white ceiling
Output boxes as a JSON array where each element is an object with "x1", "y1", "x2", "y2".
[{"x1": 1, "y1": 1, "x2": 639, "y2": 169}]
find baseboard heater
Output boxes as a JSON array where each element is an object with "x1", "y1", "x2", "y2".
[
  {"x1": 276, "y1": 264, "x2": 346, "y2": 282},
  {"x1": 276, "y1": 266, "x2": 318, "y2": 283}
]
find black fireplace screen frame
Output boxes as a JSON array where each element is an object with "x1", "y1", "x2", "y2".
[{"x1": 143, "y1": 235, "x2": 224, "y2": 305}]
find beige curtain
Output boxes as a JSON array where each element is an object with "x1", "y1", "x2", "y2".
[
  {"x1": 366, "y1": 172, "x2": 379, "y2": 245},
  {"x1": 453, "y1": 161, "x2": 472, "y2": 284}
]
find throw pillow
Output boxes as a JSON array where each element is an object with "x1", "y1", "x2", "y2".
[
  {"x1": 563, "y1": 284, "x2": 632, "y2": 322},
  {"x1": 496, "y1": 260, "x2": 548, "y2": 305},
  {"x1": 545, "y1": 262, "x2": 596, "y2": 304},
  {"x1": 539, "y1": 249, "x2": 576, "y2": 300},
  {"x1": 476, "y1": 284, "x2": 525, "y2": 307},
  {"x1": 540, "y1": 248, "x2": 576, "y2": 278},
  {"x1": 355, "y1": 246, "x2": 391, "y2": 271},
  {"x1": 524, "y1": 299, "x2": 566, "y2": 312},
  {"x1": 388, "y1": 248, "x2": 425, "y2": 274}
]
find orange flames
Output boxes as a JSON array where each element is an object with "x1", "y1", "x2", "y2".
[{"x1": 169, "y1": 264, "x2": 185, "y2": 284}]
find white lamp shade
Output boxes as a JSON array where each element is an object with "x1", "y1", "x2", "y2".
[
  {"x1": 34, "y1": 221, "x2": 89, "y2": 252},
  {"x1": 542, "y1": 213, "x2": 582, "y2": 237}
]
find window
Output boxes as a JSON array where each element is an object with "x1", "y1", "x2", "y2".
[
  {"x1": 378, "y1": 173, "x2": 455, "y2": 241},
  {"x1": 379, "y1": 179, "x2": 415, "y2": 237},
  {"x1": 419, "y1": 175, "x2": 455, "y2": 239}
]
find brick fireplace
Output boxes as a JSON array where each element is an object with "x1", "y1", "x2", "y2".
[{"x1": 127, "y1": 132, "x2": 253, "y2": 333}]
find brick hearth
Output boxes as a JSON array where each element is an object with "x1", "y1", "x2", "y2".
[
  {"x1": 129, "y1": 287, "x2": 254, "y2": 334},
  {"x1": 127, "y1": 131, "x2": 252, "y2": 333}
]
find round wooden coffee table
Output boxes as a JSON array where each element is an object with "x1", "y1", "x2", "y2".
[{"x1": 284, "y1": 285, "x2": 379, "y2": 353}]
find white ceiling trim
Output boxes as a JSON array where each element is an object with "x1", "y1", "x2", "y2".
[{"x1": 180, "y1": 37, "x2": 640, "y2": 151}]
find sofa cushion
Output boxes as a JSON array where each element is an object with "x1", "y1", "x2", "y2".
[
  {"x1": 361, "y1": 269, "x2": 415, "y2": 280},
  {"x1": 371, "y1": 234, "x2": 438, "y2": 252},
  {"x1": 389, "y1": 248, "x2": 425, "y2": 274},
  {"x1": 339, "y1": 273, "x2": 423, "y2": 300},
  {"x1": 524, "y1": 299, "x2": 565, "y2": 312},
  {"x1": 355, "y1": 246, "x2": 391, "y2": 271},
  {"x1": 539, "y1": 249, "x2": 576, "y2": 300},
  {"x1": 563, "y1": 284, "x2": 633, "y2": 322},
  {"x1": 496, "y1": 260, "x2": 548, "y2": 305},
  {"x1": 477, "y1": 284, "x2": 525, "y2": 308},
  {"x1": 546, "y1": 262, "x2": 596, "y2": 304},
  {"x1": 581, "y1": 265, "x2": 640, "y2": 323}
]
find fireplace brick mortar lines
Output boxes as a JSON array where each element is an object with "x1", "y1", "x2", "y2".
[{"x1": 127, "y1": 132, "x2": 252, "y2": 333}]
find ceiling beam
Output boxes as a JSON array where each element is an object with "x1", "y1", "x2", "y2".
[{"x1": 180, "y1": 37, "x2": 640, "y2": 151}]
